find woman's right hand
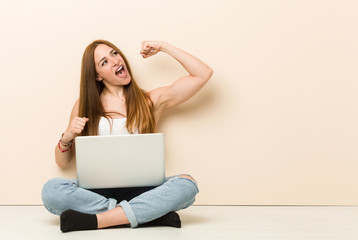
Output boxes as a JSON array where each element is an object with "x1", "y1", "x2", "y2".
[{"x1": 63, "y1": 117, "x2": 89, "y2": 142}]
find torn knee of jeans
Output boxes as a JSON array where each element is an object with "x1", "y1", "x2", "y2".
[{"x1": 178, "y1": 174, "x2": 197, "y2": 184}]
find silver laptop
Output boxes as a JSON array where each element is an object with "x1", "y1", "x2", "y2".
[{"x1": 75, "y1": 133, "x2": 165, "y2": 189}]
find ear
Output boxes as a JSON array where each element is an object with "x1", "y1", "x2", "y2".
[{"x1": 96, "y1": 75, "x2": 103, "y2": 81}]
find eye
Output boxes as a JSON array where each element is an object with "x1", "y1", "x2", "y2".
[
  {"x1": 112, "y1": 51, "x2": 118, "y2": 56},
  {"x1": 101, "y1": 60, "x2": 107, "y2": 66}
]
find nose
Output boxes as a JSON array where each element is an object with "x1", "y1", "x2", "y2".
[{"x1": 111, "y1": 59, "x2": 118, "y2": 67}]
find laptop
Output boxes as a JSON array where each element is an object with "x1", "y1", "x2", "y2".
[{"x1": 75, "y1": 133, "x2": 165, "y2": 189}]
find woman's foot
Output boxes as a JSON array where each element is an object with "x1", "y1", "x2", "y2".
[
  {"x1": 60, "y1": 209, "x2": 98, "y2": 232},
  {"x1": 141, "y1": 211, "x2": 181, "y2": 228},
  {"x1": 60, "y1": 209, "x2": 181, "y2": 232}
]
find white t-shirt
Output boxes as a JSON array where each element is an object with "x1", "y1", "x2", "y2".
[{"x1": 98, "y1": 117, "x2": 138, "y2": 135}]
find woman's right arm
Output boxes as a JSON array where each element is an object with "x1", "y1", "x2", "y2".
[{"x1": 55, "y1": 99, "x2": 89, "y2": 169}]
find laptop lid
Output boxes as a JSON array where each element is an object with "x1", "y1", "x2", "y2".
[{"x1": 75, "y1": 133, "x2": 165, "y2": 189}]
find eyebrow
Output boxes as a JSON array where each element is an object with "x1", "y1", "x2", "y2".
[{"x1": 98, "y1": 49, "x2": 115, "y2": 66}]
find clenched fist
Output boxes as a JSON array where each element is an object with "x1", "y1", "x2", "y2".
[
  {"x1": 140, "y1": 40, "x2": 165, "y2": 59},
  {"x1": 63, "y1": 117, "x2": 89, "y2": 142}
]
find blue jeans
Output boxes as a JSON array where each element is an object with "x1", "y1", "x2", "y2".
[{"x1": 41, "y1": 174, "x2": 199, "y2": 228}]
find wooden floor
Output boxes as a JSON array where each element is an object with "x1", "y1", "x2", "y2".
[{"x1": 1, "y1": 206, "x2": 358, "y2": 239}]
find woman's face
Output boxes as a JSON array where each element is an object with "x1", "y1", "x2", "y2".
[{"x1": 94, "y1": 44, "x2": 131, "y2": 86}]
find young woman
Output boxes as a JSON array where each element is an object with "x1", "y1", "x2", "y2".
[{"x1": 42, "y1": 40, "x2": 213, "y2": 232}]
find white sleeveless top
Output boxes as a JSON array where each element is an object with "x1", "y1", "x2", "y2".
[{"x1": 98, "y1": 117, "x2": 137, "y2": 135}]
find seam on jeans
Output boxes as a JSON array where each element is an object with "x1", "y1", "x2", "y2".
[
  {"x1": 167, "y1": 174, "x2": 197, "y2": 184},
  {"x1": 108, "y1": 198, "x2": 117, "y2": 211},
  {"x1": 178, "y1": 174, "x2": 199, "y2": 190},
  {"x1": 178, "y1": 177, "x2": 200, "y2": 193},
  {"x1": 168, "y1": 176, "x2": 199, "y2": 193},
  {"x1": 118, "y1": 200, "x2": 138, "y2": 228},
  {"x1": 167, "y1": 176, "x2": 179, "y2": 182},
  {"x1": 178, "y1": 174, "x2": 197, "y2": 184}
]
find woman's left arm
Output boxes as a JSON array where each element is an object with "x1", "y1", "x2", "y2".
[{"x1": 141, "y1": 41, "x2": 213, "y2": 110}]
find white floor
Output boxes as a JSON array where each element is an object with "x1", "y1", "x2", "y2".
[{"x1": 1, "y1": 206, "x2": 358, "y2": 240}]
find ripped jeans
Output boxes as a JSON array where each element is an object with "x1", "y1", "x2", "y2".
[{"x1": 41, "y1": 174, "x2": 199, "y2": 228}]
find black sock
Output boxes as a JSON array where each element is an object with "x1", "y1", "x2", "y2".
[
  {"x1": 60, "y1": 209, "x2": 98, "y2": 233},
  {"x1": 140, "y1": 211, "x2": 181, "y2": 228}
]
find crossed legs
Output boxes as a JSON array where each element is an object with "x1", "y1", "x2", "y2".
[{"x1": 42, "y1": 174, "x2": 199, "y2": 232}]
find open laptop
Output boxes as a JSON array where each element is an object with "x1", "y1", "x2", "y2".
[{"x1": 75, "y1": 133, "x2": 165, "y2": 189}]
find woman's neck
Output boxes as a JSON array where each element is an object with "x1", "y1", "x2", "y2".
[{"x1": 101, "y1": 85, "x2": 125, "y2": 101}]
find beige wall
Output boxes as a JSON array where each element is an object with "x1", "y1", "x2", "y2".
[{"x1": 0, "y1": 0, "x2": 357, "y2": 205}]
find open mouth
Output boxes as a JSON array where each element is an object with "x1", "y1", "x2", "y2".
[
  {"x1": 115, "y1": 65, "x2": 127, "y2": 78},
  {"x1": 115, "y1": 65, "x2": 124, "y2": 74}
]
